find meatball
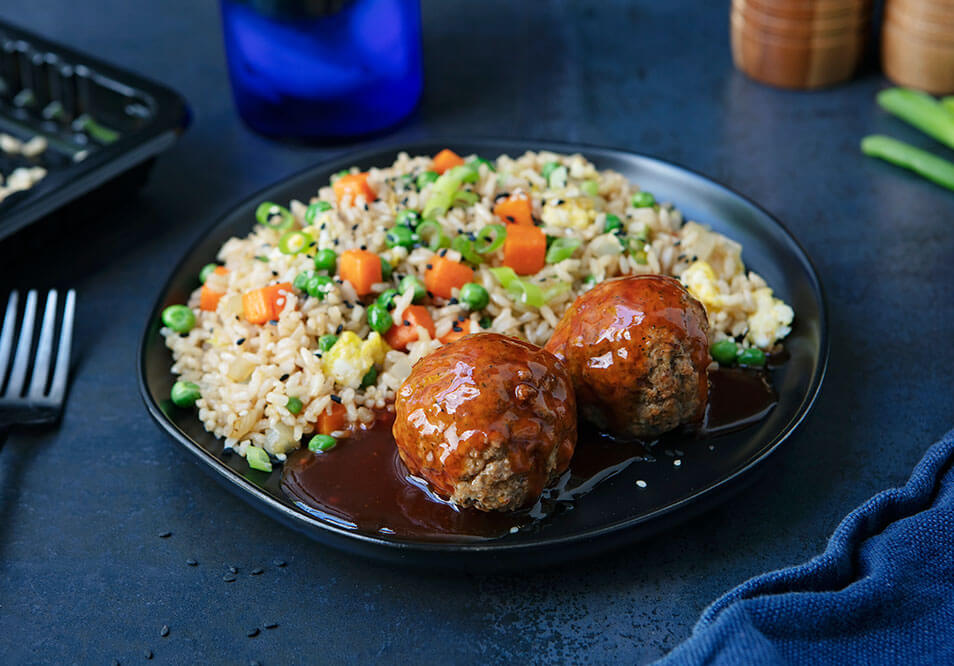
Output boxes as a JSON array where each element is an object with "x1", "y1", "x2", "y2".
[
  {"x1": 544, "y1": 275, "x2": 710, "y2": 439},
  {"x1": 393, "y1": 333, "x2": 577, "y2": 512}
]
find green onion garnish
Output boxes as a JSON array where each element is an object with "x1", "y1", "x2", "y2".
[
  {"x1": 305, "y1": 201, "x2": 332, "y2": 223},
  {"x1": 416, "y1": 219, "x2": 450, "y2": 251},
  {"x1": 474, "y1": 224, "x2": 506, "y2": 254},
  {"x1": 546, "y1": 237, "x2": 581, "y2": 264},
  {"x1": 246, "y1": 445, "x2": 272, "y2": 472},
  {"x1": 255, "y1": 202, "x2": 295, "y2": 230},
  {"x1": 278, "y1": 230, "x2": 313, "y2": 255},
  {"x1": 451, "y1": 235, "x2": 483, "y2": 265}
]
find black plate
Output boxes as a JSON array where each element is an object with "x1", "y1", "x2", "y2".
[
  {"x1": 139, "y1": 139, "x2": 827, "y2": 571},
  {"x1": 0, "y1": 19, "x2": 189, "y2": 241}
]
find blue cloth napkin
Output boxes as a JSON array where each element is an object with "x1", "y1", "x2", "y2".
[{"x1": 656, "y1": 429, "x2": 954, "y2": 665}]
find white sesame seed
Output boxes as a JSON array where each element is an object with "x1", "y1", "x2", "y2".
[
  {"x1": 509, "y1": 526, "x2": 519, "y2": 534},
  {"x1": 673, "y1": 459, "x2": 682, "y2": 467},
  {"x1": 636, "y1": 480, "x2": 647, "y2": 488}
]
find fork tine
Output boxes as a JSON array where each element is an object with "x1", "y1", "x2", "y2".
[
  {"x1": 5, "y1": 289, "x2": 37, "y2": 397},
  {"x1": 0, "y1": 291, "x2": 18, "y2": 385},
  {"x1": 28, "y1": 290, "x2": 58, "y2": 398},
  {"x1": 48, "y1": 289, "x2": 75, "y2": 402}
]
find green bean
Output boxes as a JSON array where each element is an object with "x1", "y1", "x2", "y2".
[
  {"x1": 861, "y1": 135, "x2": 954, "y2": 192},
  {"x1": 877, "y1": 88, "x2": 954, "y2": 150}
]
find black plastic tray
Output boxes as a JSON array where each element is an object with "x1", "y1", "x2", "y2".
[{"x1": 0, "y1": 19, "x2": 189, "y2": 240}]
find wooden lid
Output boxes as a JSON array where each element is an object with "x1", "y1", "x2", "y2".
[
  {"x1": 738, "y1": 0, "x2": 872, "y2": 20},
  {"x1": 733, "y1": 2, "x2": 871, "y2": 38},
  {"x1": 882, "y1": 19, "x2": 954, "y2": 94}
]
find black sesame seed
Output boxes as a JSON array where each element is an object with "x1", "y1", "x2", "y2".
[
  {"x1": 247, "y1": 628, "x2": 260, "y2": 638},
  {"x1": 160, "y1": 625, "x2": 170, "y2": 637},
  {"x1": 158, "y1": 531, "x2": 172, "y2": 538},
  {"x1": 425, "y1": 264, "x2": 433, "y2": 270},
  {"x1": 426, "y1": 290, "x2": 434, "y2": 298},
  {"x1": 229, "y1": 566, "x2": 239, "y2": 574},
  {"x1": 186, "y1": 558, "x2": 198, "y2": 566},
  {"x1": 268, "y1": 319, "x2": 278, "y2": 325},
  {"x1": 506, "y1": 215, "x2": 515, "y2": 223},
  {"x1": 335, "y1": 278, "x2": 343, "y2": 284},
  {"x1": 264, "y1": 621, "x2": 279, "y2": 629},
  {"x1": 351, "y1": 224, "x2": 358, "y2": 231},
  {"x1": 144, "y1": 649, "x2": 153, "y2": 660},
  {"x1": 271, "y1": 270, "x2": 278, "y2": 277},
  {"x1": 336, "y1": 324, "x2": 343, "y2": 334},
  {"x1": 457, "y1": 315, "x2": 467, "y2": 322},
  {"x1": 111, "y1": 660, "x2": 120, "y2": 666},
  {"x1": 251, "y1": 567, "x2": 264, "y2": 576},
  {"x1": 403, "y1": 321, "x2": 410, "y2": 326},
  {"x1": 360, "y1": 245, "x2": 367, "y2": 251},
  {"x1": 452, "y1": 324, "x2": 462, "y2": 332},
  {"x1": 439, "y1": 249, "x2": 447, "y2": 257},
  {"x1": 236, "y1": 338, "x2": 246, "y2": 345},
  {"x1": 495, "y1": 193, "x2": 509, "y2": 201},
  {"x1": 279, "y1": 374, "x2": 289, "y2": 381},
  {"x1": 555, "y1": 199, "x2": 565, "y2": 205},
  {"x1": 363, "y1": 203, "x2": 369, "y2": 211},
  {"x1": 333, "y1": 239, "x2": 340, "y2": 245},
  {"x1": 320, "y1": 222, "x2": 327, "y2": 230},
  {"x1": 449, "y1": 298, "x2": 459, "y2": 305},
  {"x1": 224, "y1": 574, "x2": 237, "y2": 583},
  {"x1": 273, "y1": 558, "x2": 287, "y2": 567},
  {"x1": 331, "y1": 395, "x2": 343, "y2": 404}
]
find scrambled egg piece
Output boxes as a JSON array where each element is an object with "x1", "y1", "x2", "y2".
[
  {"x1": 747, "y1": 289, "x2": 794, "y2": 349},
  {"x1": 541, "y1": 196, "x2": 596, "y2": 230},
  {"x1": 681, "y1": 260, "x2": 723, "y2": 309},
  {"x1": 321, "y1": 331, "x2": 390, "y2": 389}
]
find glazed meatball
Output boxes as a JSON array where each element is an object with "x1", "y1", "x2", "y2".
[
  {"x1": 544, "y1": 275, "x2": 710, "y2": 439},
  {"x1": 393, "y1": 333, "x2": 577, "y2": 512}
]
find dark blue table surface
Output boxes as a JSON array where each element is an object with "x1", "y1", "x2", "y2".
[{"x1": 1, "y1": 1, "x2": 952, "y2": 664}]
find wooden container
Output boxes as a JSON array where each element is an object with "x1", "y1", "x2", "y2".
[
  {"x1": 731, "y1": 0, "x2": 871, "y2": 89},
  {"x1": 882, "y1": 0, "x2": 954, "y2": 94}
]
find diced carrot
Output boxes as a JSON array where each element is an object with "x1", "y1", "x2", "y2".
[
  {"x1": 213, "y1": 266, "x2": 229, "y2": 276},
  {"x1": 503, "y1": 224, "x2": 546, "y2": 275},
  {"x1": 385, "y1": 305, "x2": 436, "y2": 350},
  {"x1": 424, "y1": 256, "x2": 474, "y2": 300},
  {"x1": 339, "y1": 249, "x2": 382, "y2": 296},
  {"x1": 333, "y1": 172, "x2": 376, "y2": 206},
  {"x1": 316, "y1": 401, "x2": 347, "y2": 435},
  {"x1": 439, "y1": 319, "x2": 471, "y2": 344},
  {"x1": 432, "y1": 149, "x2": 465, "y2": 175},
  {"x1": 242, "y1": 282, "x2": 294, "y2": 325},
  {"x1": 493, "y1": 193, "x2": 534, "y2": 226},
  {"x1": 199, "y1": 284, "x2": 224, "y2": 312}
]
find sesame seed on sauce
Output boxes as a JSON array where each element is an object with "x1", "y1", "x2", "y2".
[
  {"x1": 452, "y1": 323, "x2": 462, "y2": 332},
  {"x1": 403, "y1": 320, "x2": 411, "y2": 326},
  {"x1": 331, "y1": 395, "x2": 343, "y2": 404},
  {"x1": 506, "y1": 216, "x2": 515, "y2": 223}
]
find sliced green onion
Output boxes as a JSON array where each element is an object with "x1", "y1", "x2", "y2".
[
  {"x1": 468, "y1": 157, "x2": 496, "y2": 172},
  {"x1": 581, "y1": 180, "x2": 599, "y2": 197},
  {"x1": 422, "y1": 165, "x2": 479, "y2": 218},
  {"x1": 454, "y1": 190, "x2": 479, "y2": 206},
  {"x1": 877, "y1": 88, "x2": 954, "y2": 151},
  {"x1": 547, "y1": 165, "x2": 568, "y2": 189},
  {"x1": 360, "y1": 366, "x2": 378, "y2": 388},
  {"x1": 417, "y1": 170, "x2": 439, "y2": 189},
  {"x1": 278, "y1": 230, "x2": 313, "y2": 255},
  {"x1": 861, "y1": 135, "x2": 954, "y2": 192},
  {"x1": 490, "y1": 267, "x2": 544, "y2": 307},
  {"x1": 199, "y1": 263, "x2": 219, "y2": 284},
  {"x1": 318, "y1": 334, "x2": 338, "y2": 352},
  {"x1": 308, "y1": 434, "x2": 337, "y2": 453},
  {"x1": 246, "y1": 445, "x2": 272, "y2": 472},
  {"x1": 474, "y1": 224, "x2": 506, "y2": 254},
  {"x1": 541, "y1": 162, "x2": 560, "y2": 180},
  {"x1": 584, "y1": 275, "x2": 598, "y2": 288},
  {"x1": 632, "y1": 249, "x2": 649, "y2": 265},
  {"x1": 380, "y1": 256, "x2": 393, "y2": 281},
  {"x1": 286, "y1": 396, "x2": 303, "y2": 414},
  {"x1": 416, "y1": 219, "x2": 450, "y2": 251},
  {"x1": 604, "y1": 214, "x2": 623, "y2": 234},
  {"x1": 451, "y1": 235, "x2": 483, "y2": 265},
  {"x1": 255, "y1": 202, "x2": 294, "y2": 230},
  {"x1": 546, "y1": 237, "x2": 581, "y2": 264},
  {"x1": 304, "y1": 201, "x2": 332, "y2": 223}
]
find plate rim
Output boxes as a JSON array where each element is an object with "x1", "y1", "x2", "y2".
[{"x1": 138, "y1": 136, "x2": 829, "y2": 555}]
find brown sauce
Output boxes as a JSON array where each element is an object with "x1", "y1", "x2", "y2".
[{"x1": 281, "y1": 367, "x2": 777, "y2": 541}]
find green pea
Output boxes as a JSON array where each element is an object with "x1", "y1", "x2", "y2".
[
  {"x1": 710, "y1": 339, "x2": 740, "y2": 365},
  {"x1": 399, "y1": 275, "x2": 426, "y2": 303},
  {"x1": 738, "y1": 347, "x2": 767, "y2": 367},
  {"x1": 318, "y1": 334, "x2": 338, "y2": 352},
  {"x1": 459, "y1": 283, "x2": 489, "y2": 311},
  {"x1": 305, "y1": 201, "x2": 333, "y2": 223},
  {"x1": 286, "y1": 396, "x2": 303, "y2": 415},
  {"x1": 632, "y1": 191, "x2": 656, "y2": 208},
  {"x1": 199, "y1": 263, "x2": 219, "y2": 284},
  {"x1": 170, "y1": 380, "x2": 200, "y2": 407},
  {"x1": 314, "y1": 248, "x2": 337, "y2": 273},
  {"x1": 366, "y1": 303, "x2": 393, "y2": 334},
  {"x1": 360, "y1": 366, "x2": 378, "y2": 388},
  {"x1": 308, "y1": 434, "x2": 337, "y2": 453},
  {"x1": 293, "y1": 270, "x2": 314, "y2": 292},
  {"x1": 380, "y1": 256, "x2": 393, "y2": 281},
  {"x1": 162, "y1": 305, "x2": 196, "y2": 334},
  {"x1": 479, "y1": 315, "x2": 493, "y2": 329},
  {"x1": 416, "y1": 170, "x2": 439, "y2": 189},
  {"x1": 377, "y1": 288, "x2": 400, "y2": 310},
  {"x1": 604, "y1": 214, "x2": 623, "y2": 234},
  {"x1": 386, "y1": 225, "x2": 415, "y2": 249},
  {"x1": 246, "y1": 445, "x2": 272, "y2": 472},
  {"x1": 395, "y1": 209, "x2": 420, "y2": 229}
]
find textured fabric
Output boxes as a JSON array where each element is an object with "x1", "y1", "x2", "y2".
[{"x1": 657, "y1": 429, "x2": 954, "y2": 666}]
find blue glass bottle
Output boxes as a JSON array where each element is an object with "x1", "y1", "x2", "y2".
[{"x1": 220, "y1": 0, "x2": 423, "y2": 141}]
